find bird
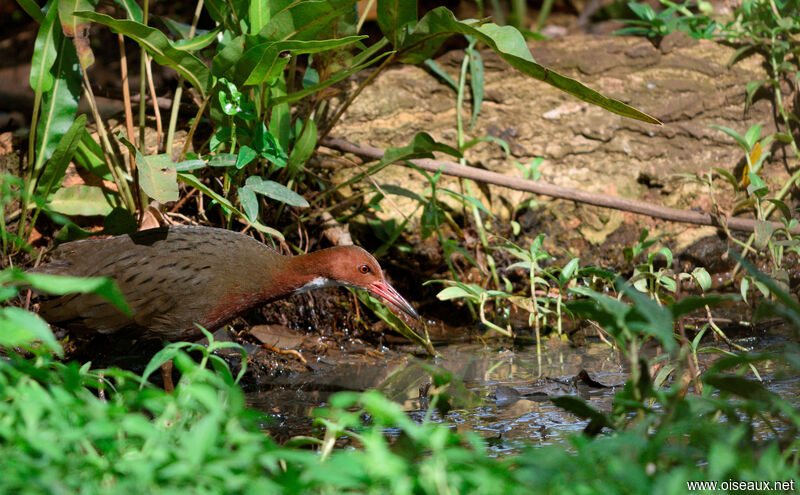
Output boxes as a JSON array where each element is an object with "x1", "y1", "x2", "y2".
[{"x1": 32, "y1": 225, "x2": 419, "y2": 343}]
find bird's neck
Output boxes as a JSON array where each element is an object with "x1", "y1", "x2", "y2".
[{"x1": 266, "y1": 249, "x2": 338, "y2": 299}]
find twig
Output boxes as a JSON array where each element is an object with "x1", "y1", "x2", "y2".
[{"x1": 322, "y1": 137, "x2": 798, "y2": 234}]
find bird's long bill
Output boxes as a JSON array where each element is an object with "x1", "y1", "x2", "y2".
[{"x1": 369, "y1": 281, "x2": 420, "y2": 320}]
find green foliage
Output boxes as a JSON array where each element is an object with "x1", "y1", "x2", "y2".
[
  {"x1": 1, "y1": 262, "x2": 799, "y2": 493},
  {"x1": 615, "y1": 1, "x2": 717, "y2": 39}
]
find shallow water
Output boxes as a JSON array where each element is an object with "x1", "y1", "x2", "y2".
[{"x1": 246, "y1": 335, "x2": 799, "y2": 452}]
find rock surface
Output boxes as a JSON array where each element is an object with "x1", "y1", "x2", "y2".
[{"x1": 329, "y1": 32, "x2": 793, "y2": 265}]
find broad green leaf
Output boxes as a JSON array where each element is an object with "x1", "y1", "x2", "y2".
[
  {"x1": 58, "y1": 0, "x2": 95, "y2": 69},
  {"x1": 15, "y1": 270, "x2": 131, "y2": 317},
  {"x1": 248, "y1": 0, "x2": 270, "y2": 34},
  {"x1": 745, "y1": 172, "x2": 768, "y2": 198},
  {"x1": 238, "y1": 185, "x2": 259, "y2": 221},
  {"x1": 269, "y1": 82, "x2": 291, "y2": 149},
  {"x1": 136, "y1": 152, "x2": 179, "y2": 202},
  {"x1": 207, "y1": 153, "x2": 238, "y2": 167},
  {"x1": 18, "y1": 0, "x2": 45, "y2": 23},
  {"x1": 212, "y1": 34, "x2": 246, "y2": 77},
  {"x1": 377, "y1": 0, "x2": 417, "y2": 47},
  {"x1": 75, "y1": 11, "x2": 211, "y2": 95},
  {"x1": 75, "y1": 129, "x2": 112, "y2": 180},
  {"x1": 754, "y1": 219, "x2": 775, "y2": 250},
  {"x1": 203, "y1": 0, "x2": 229, "y2": 26},
  {"x1": 0, "y1": 307, "x2": 63, "y2": 355},
  {"x1": 287, "y1": 119, "x2": 317, "y2": 172},
  {"x1": 237, "y1": 37, "x2": 366, "y2": 86},
  {"x1": 113, "y1": 0, "x2": 143, "y2": 22},
  {"x1": 49, "y1": 184, "x2": 115, "y2": 216},
  {"x1": 36, "y1": 114, "x2": 87, "y2": 202},
  {"x1": 244, "y1": 175, "x2": 309, "y2": 207},
  {"x1": 118, "y1": 135, "x2": 179, "y2": 202},
  {"x1": 34, "y1": 34, "x2": 81, "y2": 171},
  {"x1": 29, "y1": 0, "x2": 58, "y2": 94},
  {"x1": 744, "y1": 124, "x2": 762, "y2": 149},
  {"x1": 691, "y1": 267, "x2": 711, "y2": 292},
  {"x1": 257, "y1": 0, "x2": 357, "y2": 42},
  {"x1": 436, "y1": 286, "x2": 474, "y2": 300},
  {"x1": 399, "y1": 8, "x2": 660, "y2": 124},
  {"x1": 175, "y1": 159, "x2": 206, "y2": 171},
  {"x1": 236, "y1": 145, "x2": 259, "y2": 169},
  {"x1": 173, "y1": 27, "x2": 222, "y2": 51}
]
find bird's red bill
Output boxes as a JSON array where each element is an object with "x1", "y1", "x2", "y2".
[{"x1": 369, "y1": 281, "x2": 419, "y2": 320}]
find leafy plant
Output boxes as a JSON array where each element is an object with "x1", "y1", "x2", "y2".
[{"x1": 615, "y1": 0, "x2": 717, "y2": 39}]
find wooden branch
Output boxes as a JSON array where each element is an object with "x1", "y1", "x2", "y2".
[{"x1": 322, "y1": 137, "x2": 796, "y2": 235}]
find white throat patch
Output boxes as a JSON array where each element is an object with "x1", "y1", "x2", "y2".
[{"x1": 293, "y1": 277, "x2": 341, "y2": 295}]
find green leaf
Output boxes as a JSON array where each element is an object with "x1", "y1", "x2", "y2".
[
  {"x1": 238, "y1": 185, "x2": 259, "y2": 221},
  {"x1": 178, "y1": 172, "x2": 236, "y2": 211},
  {"x1": 58, "y1": 0, "x2": 96, "y2": 69},
  {"x1": 243, "y1": 175, "x2": 309, "y2": 207},
  {"x1": 466, "y1": 44, "x2": 484, "y2": 129},
  {"x1": 207, "y1": 153, "x2": 238, "y2": 167},
  {"x1": 75, "y1": 11, "x2": 211, "y2": 95},
  {"x1": 18, "y1": 270, "x2": 131, "y2": 317},
  {"x1": 376, "y1": 184, "x2": 424, "y2": 203},
  {"x1": 36, "y1": 114, "x2": 87, "y2": 202},
  {"x1": 766, "y1": 198, "x2": 792, "y2": 220},
  {"x1": 436, "y1": 286, "x2": 475, "y2": 301},
  {"x1": 212, "y1": 34, "x2": 246, "y2": 77},
  {"x1": 398, "y1": 8, "x2": 660, "y2": 124},
  {"x1": 709, "y1": 124, "x2": 749, "y2": 151},
  {"x1": 559, "y1": 257, "x2": 580, "y2": 285},
  {"x1": 691, "y1": 267, "x2": 711, "y2": 292},
  {"x1": 712, "y1": 167, "x2": 739, "y2": 191},
  {"x1": 113, "y1": 0, "x2": 143, "y2": 22},
  {"x1": 237, "y1": 37, "x2": 366, "y2": 86},
  {"x1": 18, "y1": 0, "x2": 45, "y2": 23},
  {"x1": 753, "y1": 219, "x2": 775, "y2": 249},
  {"x1": 236, "y1": 145, "x2": 259, "y2": 169},
  {"x1": 423, "y1": 59, "x2": 458, "y2": 90},
  {"x1": 175, "y1": 159, "x2": 206, "y2": 171},
  {"x1": 74, "y1": 129, "x2": 112, "y2": 180},
  {"x1": 550, "y1": 395, "x2": 614, "y2": 434},
  {"x1": 746, "y1": 172, "x2": 768, "y2": 198},
  {"x1": 377, "y1": 0, "x2": 417, "y2": 47},
  {"x1": 49, "y1": 185, "x2": 114, "y2": 216},
  {"x1": 380, "y1": 132, "x2": 462, "y2": 167},
  {"x1": 173, "y1": 27, "x2": 222, "y2": 51},
  {"x1": 34, "y1": 33, "x2": 81, "y2": 172},
  {"x1": 743, "y1": 124, "x2": 762, "y2": 149},
  {"x1": 248, "y1": 0, "x2": 270, "y2": 34},
  {"x1": 287, "y1": 119, "x2": 317, "y2": 172},
  {"x1": 137, "y1": 153, "x2": 179, "y2": 202},
  {"x1": 270, "y1": 51, "x2": 392, "y2": 106},
  {"x1": 257, "y1": 0, "x2": 358, "y2": 42},
  {"x1": 29, "y1": 0, "x2": 59, "y2": 95},
  {"x1": 0, "y1": 307, "x2": 63, "y2": 356}
]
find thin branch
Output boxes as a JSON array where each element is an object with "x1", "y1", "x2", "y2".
[{"x1": 321, "y1": 137, "x2": 798, "y2": 235}]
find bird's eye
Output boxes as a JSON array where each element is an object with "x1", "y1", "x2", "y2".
[{"x1": 358, "y1": 264, "x2": 370, "y2": 274}]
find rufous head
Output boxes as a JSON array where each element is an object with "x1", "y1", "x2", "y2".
[{"x1": 306, "y1": 245, "x2": 419, "y2": 320}]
